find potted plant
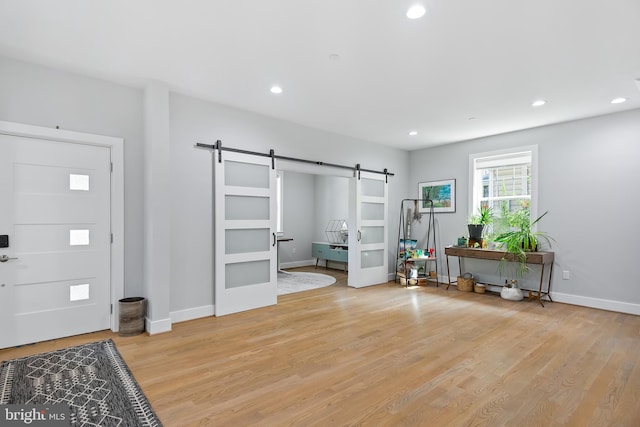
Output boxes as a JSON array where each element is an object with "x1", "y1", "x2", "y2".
[
  {"x1": 468, "y1": 205, "x2": 494, "y2": 243},
  {"x1": 494, "y1": 209, "x2": 555, "y2": 277}
]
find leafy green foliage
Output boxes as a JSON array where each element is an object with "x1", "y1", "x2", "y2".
[
  {"x1": 468, "y1": 205, "x2": 494, "y2": 226},
  {"x1": 494, "y1": 210, "x2": 555, "y2": 277}
]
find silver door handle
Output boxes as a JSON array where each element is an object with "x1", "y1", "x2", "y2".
[{"x1": 0, "y1": 255, "x2": 18, "y2": 263}]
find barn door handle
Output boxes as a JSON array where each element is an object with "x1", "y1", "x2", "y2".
[
  {"x1": 357, "y1": 230, "x2": 362, "y2": 242},
  {"x1": 0, "y1": 255, "x2": 18, "y2": 263},
  {"x1": 273, "y1": 233, "x2": 277, "y2": 247}
]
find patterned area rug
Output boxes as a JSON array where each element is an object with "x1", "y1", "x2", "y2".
[
  {"x1": 277, "y1": 271, "x2": 337, "y2": 295},
  {"x1": 0, "y1": 339, "x2": 162, "y2": 426}
]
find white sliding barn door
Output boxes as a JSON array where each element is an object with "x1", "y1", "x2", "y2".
[
  {"x1": 348, "y1": 171, "x2": 388, "y2": 287},
  {"x1": 213, "y1": 151, "x2": 277, "y2": 316}
]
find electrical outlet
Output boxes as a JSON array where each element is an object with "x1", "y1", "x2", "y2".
[
  {"x1": 562, "y1": 270, "x2": 570, "y2": 280},
  {"x1": 292, "y1": 247, "x2": 296, "y2": 254}
]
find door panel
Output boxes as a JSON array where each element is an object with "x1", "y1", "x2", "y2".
[
  {"x1": 225, "y1": 229, "x2": 271, "y2": 254},
  {"x1": 0, "y1": 134, "x2": 111, "y2": 349},
  {"x1": 348, "y1": 172, "x2": 388, "y2": 288},
  {"x1": 15, "y1": 195, "x2": 101, "y2": 223},
  {"x1": 214, "y1": 151, "x2": 277, "y2": 316},
  {"x1": 14, "y1": 279, "x2": 97, "y2": 313}
]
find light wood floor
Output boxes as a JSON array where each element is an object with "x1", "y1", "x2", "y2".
[{"x1": 2, "y1": 266, "x2": 640, "y2": 426}]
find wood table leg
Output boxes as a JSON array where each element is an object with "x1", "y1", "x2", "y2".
[
  {"x1": 536, "y1": 264, "x2": 546, "y2": 307},
  {"x1": 446, "y1": 254, "x2": 451, "y2": 290},
  {"x1": 547, "y1": 262, "x2": 554, "y2": 302}
]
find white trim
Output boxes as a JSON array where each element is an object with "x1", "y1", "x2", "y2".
[
  {"x1": 145, "y1": 317, "x2": 172, "y2": 335},
  {"x1": 0, "y1": 121, "x2": 122, "y2": 147},
  {"x1": 276, "y1": 170, "x2": 284, "y2": 235},
  {"x1": 550, "y1": 292, "x2": 640, "y2": 316},
  {"x1": 388, "y1": 271, "x2": 640, "y2": 316},
  {"x1": 280, "y1": 259, "x2": 315, "y2": 269},
  {"x1": 468, "y1": 145, "x2": 539, "y2": 221},
  {"x1": 170, "y1": 305, "x2": 215, "y2": 324},
  {"x1": 0, "y1": 120, "x2": 125, "y2": 333}
]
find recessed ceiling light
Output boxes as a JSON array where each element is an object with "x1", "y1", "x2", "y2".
[
  {"x1": 328, "y1": 53, "x2": 341, "y2": 62},
  {"x1": 531, "y1": 100, "x2": 546, "y2": 107},
  {"x1": 611, "y1": 97, "x2": 627, "y2": 104},
  {"x1": 468, "y1": 117, "x2": 477, "y2": 121},
  {"x1": 270, "y1": 86, "x2": 283, "y2": 94},
  {"x1": 407, "y1": 5, "x2": 426, "y2": 19},
  {"x1": 408, "y1": 130, "x2": 418, "y2": 136}
]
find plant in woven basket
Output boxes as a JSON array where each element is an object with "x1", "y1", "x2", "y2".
[{"x1": 494, "y1": 209, "x2": 555, "y2": 277}]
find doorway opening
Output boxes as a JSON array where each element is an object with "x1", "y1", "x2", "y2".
[
  {"x1": 276, "y1": 169, "x2": 349, "y2": 295},
  {"x1": 205, "y1": 142, "x2": 390, "y2": 315}
]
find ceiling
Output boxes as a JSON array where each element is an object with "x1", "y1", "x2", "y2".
[{"x1": 1, "y1": 0, "x2": 639, "y2": 151}]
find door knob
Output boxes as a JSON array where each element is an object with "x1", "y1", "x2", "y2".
[{"x1": 0, "y1": 255, "x2": 18, "y2": 263}]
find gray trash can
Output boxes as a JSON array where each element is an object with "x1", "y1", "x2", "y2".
[{"x1": 119, "y1": 297, "x2": 146, "y2": 336}]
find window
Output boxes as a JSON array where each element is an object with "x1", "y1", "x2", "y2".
[
  {"x1": 69, "y1": 174, "x2": 90, "y2": 191},
  {"x1": 470, "y1": 146, "x2": 538, "y2": 236},
  {"x1": 69, "y1": 229, "x2": 90, "y2": 246},
  {"x1": 276, "y1": 171, "x2": 284, "y2": 235}
]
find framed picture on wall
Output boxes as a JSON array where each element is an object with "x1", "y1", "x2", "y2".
[{"x1": 418, "y1": 179, "x2": 456, "y2": 213}]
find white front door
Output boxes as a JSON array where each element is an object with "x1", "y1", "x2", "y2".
[
  {"x1": 0, "y1": 134, "x2": 111, "y2": 349},
  {"x1": 348, "y1": 171, "x2": 388, "y2": 287},
  {"x1": 213, "y1": 150, "x2": 277, "y2": 316}
]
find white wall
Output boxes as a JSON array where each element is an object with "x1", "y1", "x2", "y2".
[
  {"x1": 169, "y1": 92, "x2": 410, "y2": 314},
  {"x1": 314, "y1": 175, "x2": 350, "y2": 270},
  {"x1": 275, "y1": 173, "x2": 350, "y2": 269},
  {"x1": 279, "y1": 171, "x2": 316, "y2": 266},
  {"x1": 11, "y1": 53, "x2": 636, "y2": 320},
  {"x1": 0, "y1": 55, "x2": 146, "y2": 297},
  {"x1": 0, "y1": 55, "x2": 410, "y2": 325},
  {"x1": 314, "y1": 175, "x2": 349, "y2": 243},
  {"x1": 409, "y1": 109, "x2": 640, "y2": 313}
]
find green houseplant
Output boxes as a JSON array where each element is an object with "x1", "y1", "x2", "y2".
[
  {"x1": 468, "y1": 205, "x2": 494, "y2": 242},
  {"x1": 494, "y1": 209, "x2": 555, "y2": 276}
]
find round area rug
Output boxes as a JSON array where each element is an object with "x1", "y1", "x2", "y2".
[{"x1": 277, "y1": 271, "x2": 336, "y2": 295}]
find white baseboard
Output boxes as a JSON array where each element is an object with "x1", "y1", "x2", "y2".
[
  {"x1": 386, "y1": 275, "x2": 640, "y2": 315},
  {"x1": 280, "y1": 259, "x2": 316, "y2": 269},
  {"x1": 170, "y1": 305, "x2": 215, "y2": 323},
  {"x1": 147, "y1": 289, "x2": 638, "y2": 335},
  {"x1": 550, "y1": 292, "x2": 640, "y2": 315},
  {"x1": 145, "y1": 317, "x2": 172, "y2": 335}
]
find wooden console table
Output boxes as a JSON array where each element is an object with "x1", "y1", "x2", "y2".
[{"x1": 444, "y1": 246, "x2": 554, "y2": 307}]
